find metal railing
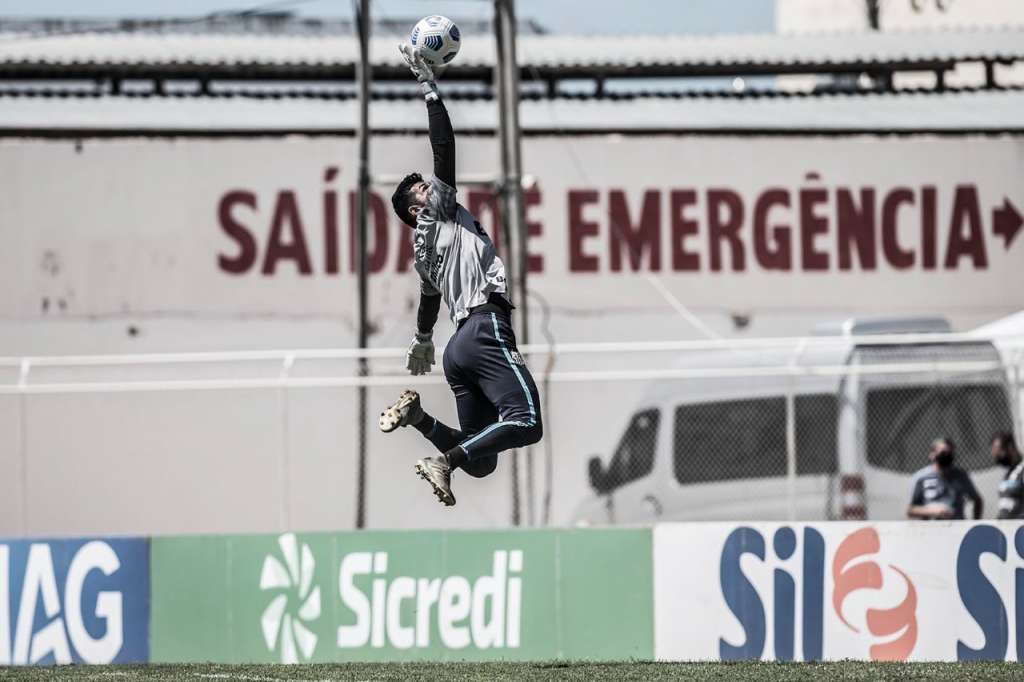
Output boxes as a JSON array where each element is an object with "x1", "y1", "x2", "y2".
[{"x1": 1, "y1": 331, "x2": 1021, "y2": 537}]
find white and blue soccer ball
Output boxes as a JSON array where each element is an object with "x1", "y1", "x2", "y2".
[{"x1": 409, "y1": 15, "x2": 461, "y2": 67}]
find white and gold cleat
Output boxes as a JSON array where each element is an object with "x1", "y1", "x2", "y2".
[
  {"x1": 378, "y1": 389, "x2": 425, "y2": 433},
  {"x1": 414, "y1": 456, "x2": 456, "y2": 507}
]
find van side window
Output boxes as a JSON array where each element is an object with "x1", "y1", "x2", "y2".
[
  {"x1": 604, "y1": 409, "x2": 660, "y2": 490},
  {"x1": 673, "y1": 395, "x2": 837, "y2": 485},
  {"x1": 796, "y1": 394, "x2": 839, "y2": 476},
  {"x1": 866, "y1": 383, "x2": 1012, "y2": 473}
]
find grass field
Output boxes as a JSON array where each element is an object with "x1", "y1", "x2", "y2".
[{"x1": 0, "y1": 662, "x2": 1020, "y2": 681}]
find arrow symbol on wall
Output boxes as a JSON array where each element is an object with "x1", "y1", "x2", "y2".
[{"x1": 993, "y1": 198, "x2": 1023, "y2": 250}]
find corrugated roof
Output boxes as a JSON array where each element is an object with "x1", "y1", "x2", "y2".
[
  {"x1": 1, "y1": 89, "x2": 1020, "y2": 133},
  {"x1": 0, "y1": 28, "x2": 1021, "y2": 72}
]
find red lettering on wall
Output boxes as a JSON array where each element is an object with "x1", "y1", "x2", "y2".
[
  {"x1": 707, "y1": 189, "x2": 745, "y2": 272},
  {"x1": 945, "y1": 185, "x2": 988, "y2": 269},
  {"x1": 324, "y1": 188, "x2": 340, "y2": 275},
  {"x1": 670, "y1": 190, "x2": 700, "y2": 271},
  {"x1": 609, "y1": 189, "x2": 661, "y2": 272},
  {"x1": 217, "y1": 190, "x2": 258, "y2": 275},
  {"x1": 836, "y1": 188, "x2": 876, "y2": 271},
  {"x1": 525, "y1": 188, "x2": 544, "y2": 274},
  {"x1": 881, "y1": 188, "x2": 915, "y2": 270},
  {"x1": 921, "y1": 186, "x2": 937, "y2": 270},
  {"x1": 799, "y1": 187, "x2": 829, "y2": 271},
  {"x1": 323, "y1": 167, "x2": 341, "y2": 275},
  {"x1": 263, "y1": 191, "x2": 312, "y2": 276},
  {"x1": 754, "y1": 189, "x2": 792, "y2": 271},
  {"x1": 568, "y1": 189, "x2": 600, "y2": 272}
]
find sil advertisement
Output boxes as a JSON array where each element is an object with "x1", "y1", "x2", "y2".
[{"x1": 654, "y1": 521, "x2": 1024, "y2": 662}]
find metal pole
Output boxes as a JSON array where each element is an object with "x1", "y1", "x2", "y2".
[
  {"x1": 866, "y1": 0, "x2": 881, "y2": 30},
  {"x1": 493, "y1": 0, "x2": 517, "y2": 526},
  {"x1": 493, "y1": 1, "x2": 516, "y2": 302},
  {"x1": 502, "y1": 0, "x2": 534, "y2": 528},
  {"x1": 500, "y1": 0, "x2": 529, "y2": 343},
  {"x1": 354, "y1": 0, "x2": 372, "y2": 529},
  {"x1": 494, "y1": 0, "x2": 528, "y2": 526}
]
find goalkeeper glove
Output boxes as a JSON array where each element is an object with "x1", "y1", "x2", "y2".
[
  {"x1": 406, "y1": 332, "x2": 435, "y2": 376},
  {"x1": 398, "y1": 43, "x2": 442, "y2": 100}
]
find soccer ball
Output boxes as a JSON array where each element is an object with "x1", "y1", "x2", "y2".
[{"x1": 409, "y1": 15, "x2": 461, "y2": 67}]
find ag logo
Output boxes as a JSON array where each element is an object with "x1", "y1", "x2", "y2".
[
  {"x1": 832, "y1": 528, "x2": 917, "y2": 661},
  {"x1": 259, "y1": 534, "x2": 321, "y2": 663}
]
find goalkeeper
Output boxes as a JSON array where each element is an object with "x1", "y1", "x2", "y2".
[{"x1": 380, "y1": 44, "x2": 543, "y2": 507}]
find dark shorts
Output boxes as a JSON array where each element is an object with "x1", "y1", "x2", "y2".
[{"x1": 442, "y1": 307, "x2": 543, "y2": 476}]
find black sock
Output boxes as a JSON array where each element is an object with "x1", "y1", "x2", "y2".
[
  {"x1": 444, "y1": 446, "x2": 469, "y2": 470},
  {"x1": 412, "y1": 413, "x2": 434, "y2": 436}
]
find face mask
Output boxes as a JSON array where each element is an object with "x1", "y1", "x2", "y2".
[
  {"x1": 935, "y1": 451, "x2": 954, "y2": 468},
  {"x1": 996, "y1": 452, "x2": 1012, "y2": 467}
]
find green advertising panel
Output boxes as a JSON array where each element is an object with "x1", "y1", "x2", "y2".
[{"x1": 150, "y1": 528, "x2": 652, "y2": 663}]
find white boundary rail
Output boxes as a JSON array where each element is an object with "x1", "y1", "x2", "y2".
[{"x1": 2, "y1": 332, "x2": 1023, "y2": 394}]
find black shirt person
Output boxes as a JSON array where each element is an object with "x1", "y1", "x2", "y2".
[
  {"x1": 993, "y1": 432, "x2": 1024, "y2": 519},
  {"x1": 907, "y1": 437, "x2": 983, "y2": 520}
]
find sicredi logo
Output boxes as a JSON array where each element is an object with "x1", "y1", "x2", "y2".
[
  {"x1": 0, "y1": 539, "x2": 147, "y2": 665},
  {"x1": 337, "y1": 549, "x2": 523, "y2": 650},
  {"x1": 259, "y1": 534, "x2": 322, "y2": 663},
  {"x1": 258, "y1": 534, "x2": 524, "y2": 657}
]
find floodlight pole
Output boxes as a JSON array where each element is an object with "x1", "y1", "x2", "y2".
[
  {"x1": 354, "y1": 0, "x2": 372, "y2": 529},
  {"x1": 495, "y1": 0, "x2": 529, "y2": 526}
]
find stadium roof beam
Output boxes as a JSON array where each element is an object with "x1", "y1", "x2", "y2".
[
  {"x1": 0, "y1": 58, "x2": 997, "y2": 100},
  {"x1": 0, "y1": 58, "x2": 968, "y2": 84},
  {"x1": 2, "y1": 27, "x2": 1020, "y2": 96},
  {"x1": 3, "y1": 89, "x2": 1023, "y2": 136}
]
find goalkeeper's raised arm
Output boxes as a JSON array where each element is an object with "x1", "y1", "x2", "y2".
[{"x1": 399, "y1": 43, "x2": 455, "y2": 188}]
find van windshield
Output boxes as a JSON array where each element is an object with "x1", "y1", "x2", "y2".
[
  {"x1": 603, "y1": 409, "x2": 660, "y2": 490},
  {"x1": 673, "y1": 395, "x2": 837, "y2": 485},
  {"x1": 866, "y1": 383, "x2": 1012, "y2": 473}
]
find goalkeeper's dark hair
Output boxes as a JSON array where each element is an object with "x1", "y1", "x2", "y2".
[{"x1": 392, "y1": 172, "x2": 423, "y2": 227}]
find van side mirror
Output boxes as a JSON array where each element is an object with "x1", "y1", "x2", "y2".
[{"x1": 588, "y1": 456, "x2": 610, "y2": 494}]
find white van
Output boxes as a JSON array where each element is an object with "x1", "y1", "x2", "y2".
[{"x1": 572, "y1": 318, "x2": 1015, "y2": 524}]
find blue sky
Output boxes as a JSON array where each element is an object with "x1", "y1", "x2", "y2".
[{"x1": 0, "y1": 0, "x2": 776, "y2": 34}]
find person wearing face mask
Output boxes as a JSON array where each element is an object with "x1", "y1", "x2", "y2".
[
  {"x1": 993, "y1": 432, "x2": 1024, "y2": 519},
  {"x1": 907, "y1": 437, "x2": 983, "y2": 520}
]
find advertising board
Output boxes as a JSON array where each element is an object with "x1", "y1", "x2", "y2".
[
  {"x1": 654, "y1": 522, "x2": 1024, "y2": 661},
  {"x1": 150, "y1": 529, "x2": 652, "y2": 663},
  {"x1": 0, "y1": 537, "x2": 149, "y2": 665}
]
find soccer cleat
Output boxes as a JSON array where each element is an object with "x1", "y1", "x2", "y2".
[
  {"x1": 414, "y1": 457, "x2": 456, "y2": 507},
  {"x1": 379, "y1": 389, "x2": 424, "y2": 433}
]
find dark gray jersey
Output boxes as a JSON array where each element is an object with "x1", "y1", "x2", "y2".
[
  {"x1": 909, "y1": 464, "x2": 979, "y2": 520},
  {"x1": 414, "y1": 176, "x2": 508, "y2": 324}
]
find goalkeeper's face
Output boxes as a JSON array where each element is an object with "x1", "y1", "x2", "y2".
[{"x1": 407, "y1": 180, "x2": 431, "y2": 219}]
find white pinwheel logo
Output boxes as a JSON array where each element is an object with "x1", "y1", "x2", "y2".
[{"x1": 259, "y1": 533, "x2": 321, "y2": 663}]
